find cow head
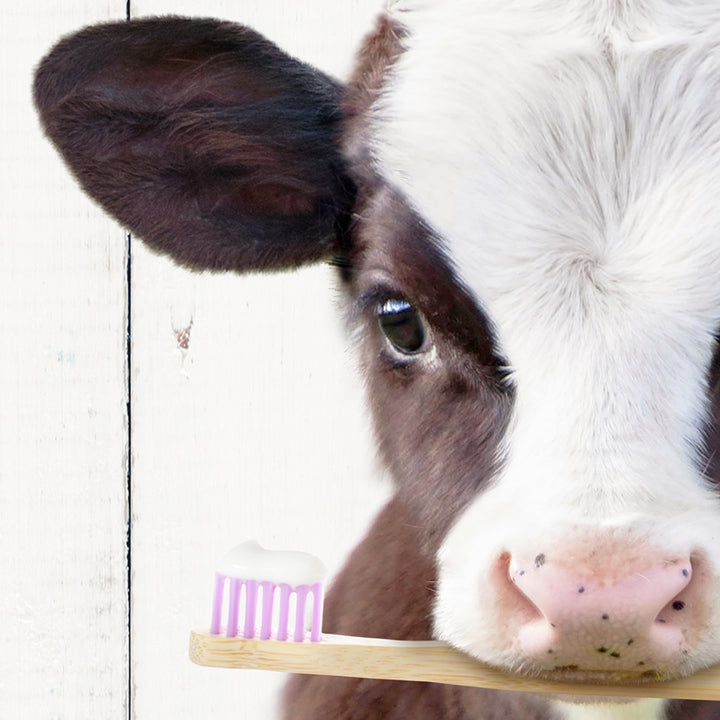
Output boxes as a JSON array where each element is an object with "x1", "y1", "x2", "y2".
[{"x1": 34, "y1": 1, "x2": 720, "y2": 697}]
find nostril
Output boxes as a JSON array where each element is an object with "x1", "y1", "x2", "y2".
[
  {"x1": 654, "y1": 562, "x2": 693, "y2": 626},
  {"x1": 495, "y1": 552, "x2": 544, "y2": 624}
]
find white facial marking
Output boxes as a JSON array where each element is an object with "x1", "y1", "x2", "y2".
[{"x1": 371, "y1": 0, "x2": 720, "y2": 683}]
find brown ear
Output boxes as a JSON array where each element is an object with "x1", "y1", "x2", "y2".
[{"x1": 34, "y1": 17, "x2": 354, "y2": 272}]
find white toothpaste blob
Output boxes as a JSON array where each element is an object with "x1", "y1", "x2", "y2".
[{"x1": 217, "y1": 540, "x2": 327, "y2": 588}]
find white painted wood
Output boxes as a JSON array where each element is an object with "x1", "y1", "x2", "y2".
[
  {"x1": 126, "y1": 2, "x2": 389, "y2": 720},
  {"x1": 1, "y1": 3, "x2": 130, "y2": 719}
]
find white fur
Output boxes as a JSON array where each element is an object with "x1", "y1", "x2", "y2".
[
  {"x1": 371, "y1": 2, "x2": 720, "y2": 718},
  {"x1": 553, "y1": 699, "x2": 667, "y2": 720}
]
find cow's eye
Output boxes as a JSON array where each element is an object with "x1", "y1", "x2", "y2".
[{"x1": 377, "y1": 298, "x2": 427, "y2": 355}]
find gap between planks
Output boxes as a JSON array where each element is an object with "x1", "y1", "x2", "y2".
[{"x1": 189, "y1": 629, "x2": 720, "y2": 701}]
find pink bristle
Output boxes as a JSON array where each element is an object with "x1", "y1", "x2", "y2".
[
  {"x1": 277, "y1": 583, "x2": 292, "y2": 641},
  {"x1": 260, "y1": 581, "x2": 274, "y2": 640},
  {"x1": 210, "y1": 572, "x2": 224, "y2": 635},
  {"x1": 311, "y1": 582, "x2": 324, "y2": 642},
  {"x1": 243, "y1": 580, "x2": 258, "y2": 638},
  {"x1": 294, "y1": 586, "x2": 309, "y2": 642},
  {"x1": 227, "y1": 579, "x2": 241, "y2": 637}
]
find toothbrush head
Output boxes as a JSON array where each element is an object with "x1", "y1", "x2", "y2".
[{"x1": 210, "y1": 541, "x2": 327, "y2": 642}]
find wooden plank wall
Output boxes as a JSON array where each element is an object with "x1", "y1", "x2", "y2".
[{"x1": 3, "y1": 1, "x2": 388, "y2": 718}]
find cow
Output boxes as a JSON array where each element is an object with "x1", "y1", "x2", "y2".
[{"x1": 33, "y1": 2, "x2": 720, "y2": 719}]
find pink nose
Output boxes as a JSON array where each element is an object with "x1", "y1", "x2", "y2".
[{"x1": 506, "y1": 550, "x2": 695, "y2": 675}]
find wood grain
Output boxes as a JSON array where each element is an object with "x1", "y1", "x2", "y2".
[
  {"x1": 189, "y1": 629, "x2": 720, "y2": 702},
  {"x1": 2, "y1": 3, "x2": 130, "y2": 718}
]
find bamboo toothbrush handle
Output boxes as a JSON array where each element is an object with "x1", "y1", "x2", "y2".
[{"x1": 189, "y1": 629, "x2": 720, "y2": 701}]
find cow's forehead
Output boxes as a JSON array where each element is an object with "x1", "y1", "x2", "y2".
[{"x1": 370, "y1": 0, "x2": 720, "y2": 356}]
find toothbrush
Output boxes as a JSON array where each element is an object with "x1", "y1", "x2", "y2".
[{"x1": 189, "y1": 543, "x2": 720, "y2": 702}]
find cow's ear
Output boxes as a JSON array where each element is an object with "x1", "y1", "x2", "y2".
[{"x1": 34, "y1": 17, "x2": 354, "y2": 272}]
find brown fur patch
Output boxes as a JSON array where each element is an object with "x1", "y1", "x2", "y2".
[
  {"x1": 342, "y1": 14, "x2": 406, "y2": 185},
  {"x1": 346, "y1": 185, "x2": 514, "y2": 552}
]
